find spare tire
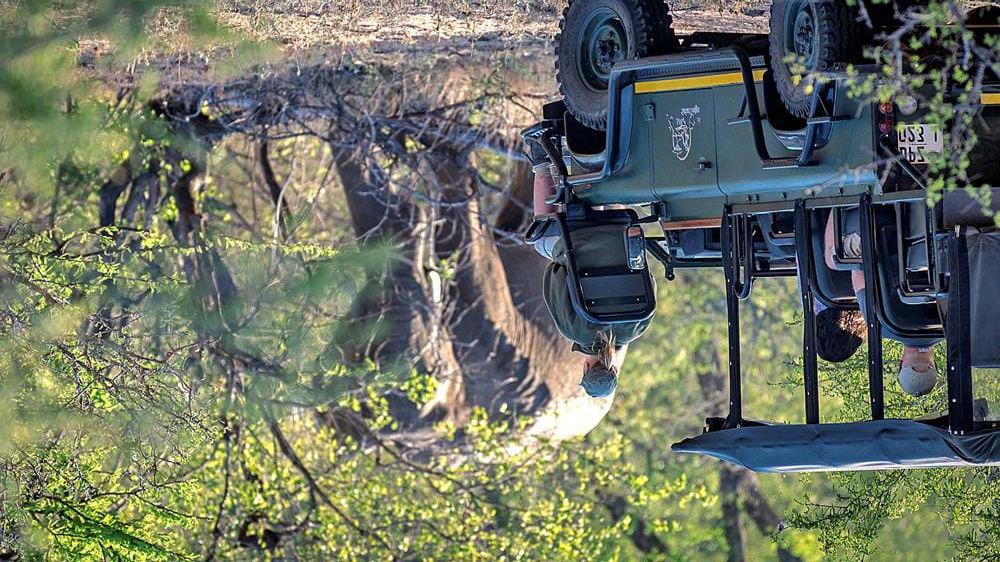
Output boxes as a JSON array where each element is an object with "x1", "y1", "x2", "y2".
[
  {"x1": 769, "y1": 0, "x2": 860, "y2": 118},
  {"x1": 968, "y1": 5, "x2": 1000, "y2": 43},
  {"x1": 556, "y1": 0, "x2": 676, "y2": 131}
]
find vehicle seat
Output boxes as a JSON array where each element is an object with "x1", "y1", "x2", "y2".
[
  {"x1": 874, "y1": 222, "x2": 944, "y2": 339},
  {"x1": 757, "y1": 212, "x2": 796, "y2": 261},
  {"x1": 675, "y1": 228, "x2": 722, "y2": 259},
  {"x1": 560, "y1": 209, "x2": 657, "y2": 324},
  {"x1": 897, "y1": 202, "x2": 936, "y2": 293},
  {"x1": 963, "y1": 229, "x2": 1000, "y2": 367},
  {"x1": 826, "y1": 208, "x2": 863, "y2": 272},
  {"x1": 809, "y1": 210, "x2": 858, "y2": 309},
  {"x1": 943, "y1": 190, "x2": 1000, "y2": 367}
]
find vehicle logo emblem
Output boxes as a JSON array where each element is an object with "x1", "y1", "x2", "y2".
[{"x1": 666, "y1": 105, "x2": 702, "y2": 162}]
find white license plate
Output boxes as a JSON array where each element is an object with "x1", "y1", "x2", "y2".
[{"x1": 897, "y1": 124, "x2": 943, "y2": 165}]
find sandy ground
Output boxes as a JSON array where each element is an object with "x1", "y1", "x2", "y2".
[
  {"x1": 215, "y1": 1, "x2": 770, "y2": 57},
  {"x1": 165, "y1": 1, "x2": 771, "y2": 136}
]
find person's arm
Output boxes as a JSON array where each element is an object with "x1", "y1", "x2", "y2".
[
  {"x1": 824, "y1": 211, "x2": 838, "y2": 272},
  {"x1": 528, "y1": 155, "x2": 561, "y2": 262},
  {"x1": 611, "y1": 344, "x2": 629, "y2": 372},
  {"x1": 825, "y1": 212, "x2": 867, "y2": 292}
]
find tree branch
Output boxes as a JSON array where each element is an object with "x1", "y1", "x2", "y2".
[
  {"x1": 598, "y1": 492, "x2": 669, "y2": 555},
  {"x1": 256, "y1": 141, "x2": 290, "y2": 240}
]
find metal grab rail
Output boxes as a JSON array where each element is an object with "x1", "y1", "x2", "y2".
[
  {"x1": 793, "y1": 201, "x2": 821, "y2": 425},
  {"x1": 733, "y1": 213, "x2": 755, "y2": 300},
  {"x1": 731, "y1": 47, "x2": 844, "y2": 169},
  {"x1": 946, "y1": 229, "x2": 975, "y2": 435},
  {"x1": 720, "y1": 207, "x2": 744, "y2": 429},
  {"x1": 858, "y1": 194, "x2": 886, "y2": 421},
  {"x1": 721, "y1": 208, "x2": 797, "y2": 301}
]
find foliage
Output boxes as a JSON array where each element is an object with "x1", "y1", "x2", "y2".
[
  {"x1": 833, "y1": 0, "x2": 1000, "y2": 218},
  {"x1": 0, "y1": 4, "x2": 658, "y2": 560},
  {"x1": 776, "y1": 4, "x2": 1000, "y2": 558},
  {"x1": 3, "y1": 2, "x2": 1000, "y2": 562}
]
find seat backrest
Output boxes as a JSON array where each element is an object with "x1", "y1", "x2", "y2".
[
  {"x1": 874, "y1": 224, "x2": 943, "y2": 338},
  {"x1": 809, "y1": 211, "x2": 858, "y2": 309},
  {"x1": 757, "y1": 212, "x2": 796, "y2": 261},
  {"x1": 560, "y1": 211, "x2": 656, "y2": 324},
  {"x1": 962, "y1": 229, "x2": 1000, "y2": 368}
]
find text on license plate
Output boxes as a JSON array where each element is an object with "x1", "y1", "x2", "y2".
[{"x1": 897, "y1": 124, "x2": 943, "y2": 165}]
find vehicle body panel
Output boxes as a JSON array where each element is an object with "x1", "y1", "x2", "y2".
[
  {"x1": 714, "y1": 82, "x2": 879, "y2": 205},
  {"x1": 646, "y1": 87, "x2": 722, "y2": 220},
  {"x1": 572, "y1": 50, "x2": 882, "y2": 221}
]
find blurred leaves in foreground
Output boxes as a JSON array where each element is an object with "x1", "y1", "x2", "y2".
[
  {"x1": 2, "y1": 1, "x2": 1000, "y2": 561},
  {"x1": 0, "y1": 0, "x2": 270, "y2": 198}
]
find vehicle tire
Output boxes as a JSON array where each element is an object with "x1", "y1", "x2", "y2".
[
  {"x1": 556, "y1": 0, "x2": 677, "y2": 131},
  {"x1": 769, "y1": 0, "x2": 860, "y2": 119},
  {"x1": 643, "y1": 0, "x2": 679, "y2": 54},
  {"x1": 867, "y1": 0, "x2": 925, "y2": 27},
  {"x1": 967, "y1": 5, "x2": 1000, "y2": 43}
]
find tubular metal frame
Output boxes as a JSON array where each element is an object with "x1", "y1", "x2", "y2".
[{"x1": 712, "y1": 191, "x2": 974, "y2": 431}]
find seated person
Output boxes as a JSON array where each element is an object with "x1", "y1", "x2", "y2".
[
  {"x1": 533, "y1": 222, "x2": 653, "y2": 399},
  {"x1": 757, "y1": 212, "x2": 870, "y2": 366},
  {"x1": 821, "y1": 212, "x2": 941, "y2": 396},
  {"x1": 815, "y1": 304, "x2": 866, "y2": 363}
]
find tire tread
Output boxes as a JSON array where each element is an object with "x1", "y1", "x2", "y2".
[
  {"x1": 769, "y1": 0, "x2": 861, "y2": 119},
  {"x1": 556, "y1": 0, "x2": 675, "y2": 130}
]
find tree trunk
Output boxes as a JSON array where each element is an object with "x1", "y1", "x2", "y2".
[
  {"x1": 599, "y1": 492, "x2": 670, "y2": 556},
  {"x1": 720, "y1": 465, "x2": 747, "y2": 562},
  {"x1": 698, "y1": 345, "x2": 802, "y2": 562},
  {"x1": 330, "y1": 142, "x2": 612, "y2": 439}
]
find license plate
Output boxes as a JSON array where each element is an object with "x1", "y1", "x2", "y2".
[{"x1": 897, "y1": 124, "x2": 943, "y2": 165}]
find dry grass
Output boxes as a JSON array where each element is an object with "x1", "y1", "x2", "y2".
[
  {"x1": 215, "y1": 0, "x2": 558, "y2": 53},
  {"x1": 212, "y1": 1, "x2": 770, "y2": 56}
]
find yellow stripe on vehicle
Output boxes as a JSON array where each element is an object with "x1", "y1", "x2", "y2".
[
  {"x1": 635, "y1": 69, "x2": 767, "y2": 94},
  {"x1": 982, "y1": 93, "x2": 1000, "y2": 105}
]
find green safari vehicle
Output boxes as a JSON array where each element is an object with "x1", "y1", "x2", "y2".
[{"x1": 524, "y1": 0, "x2": 1000, "y2": 473}]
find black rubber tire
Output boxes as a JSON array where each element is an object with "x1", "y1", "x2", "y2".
[
  {"x1": 968, "y1": 5, "x2": 1000, "y2": 43},
  {"x1": 866, "y1": 1, "x2": 925, "y2": 27},
  {"x1": 644, "y1": 0, "x2": 679, "y2": 55},
  {"x1": 769, "y1": 0, "x2": 860, "y2": 119},
  {"x1": 556, "y1": 0, "x2": 676, "y2": 131}
]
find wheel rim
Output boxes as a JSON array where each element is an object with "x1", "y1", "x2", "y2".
[
  {"x1": 785, "y1": 1, "x2": 818, "y2": 69},
  {"x1": 577, "y1": 8, "x2": 629, "y2": 92}
]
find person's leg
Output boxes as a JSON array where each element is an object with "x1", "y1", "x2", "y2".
[
  {"x1": 532, "y1": 231, "x2": 560, "y2": 261},
  {"x1": 824, "y1": 211, "x2": 838, "y2": 271},
  {"x1": 853, "y1": 272, "x2": 940, "y2": 397}
]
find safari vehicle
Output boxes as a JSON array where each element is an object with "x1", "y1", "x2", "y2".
[{"x1": 525, "y1": 0, "x2": 1000, "y2": 472}]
